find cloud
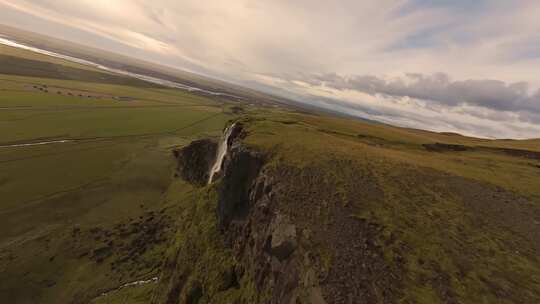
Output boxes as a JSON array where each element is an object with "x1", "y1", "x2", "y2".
[
  {"x1": 302, "y1": 73, "x2": 540, "y2": 120},
  {"x1": 0, "y1": 0, "x2": 539, "y2": 138},
  {"x1": 303, "y1": 93, "x2": 540, "y2": 139},
  {"x1": 255, "y1": 73, "x2": 540, "y2": 139}
]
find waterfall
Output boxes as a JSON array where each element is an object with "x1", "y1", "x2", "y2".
[{"x1": 208, "y1": 123, "x2": 236, "y2": 184}]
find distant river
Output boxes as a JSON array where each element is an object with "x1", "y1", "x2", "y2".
[{"x1": 0, "y1": 37, "x2": 241, "y2": 99}]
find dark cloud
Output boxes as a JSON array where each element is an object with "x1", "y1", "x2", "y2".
[
  {"x1": 307, "y1": 73, "x2": 540, "y2": 118},
  {"x1": 301, "y1": 94, "x2": 540, "y2": 139}
]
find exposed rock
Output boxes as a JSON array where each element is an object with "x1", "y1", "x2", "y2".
[
  {"x1": 267, "y1": 214, "x2": 297, "y2": 261},
  {"x1": 157, "y1": 123, "x2": 400, "y2": 304},
  {"x1": 423, "y1": 143, "x2": 473, "y2": 152},
  {"x1": 215, "y1": 150, "x2": 308, "y2": 303},
  {"x1": 217, "y1": 124, "x2": 264, "y2": 229},
  {"x1": 173, "y1": 139, "x2": 218, "y2": 186},
  {"x1": 479, "y1": 146, "x2": 540, "y2": 160}
]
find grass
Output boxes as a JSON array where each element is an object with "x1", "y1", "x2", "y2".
[
  {"x1": 152, "y1": 181, "x2": 264, "y2": 304},
  {"x1": 0, "y1": 53, "x2": 159, "y2": 87},
  {"x1": 232, "y1": 112, "x2": 540, "y2": 303},
  {"x1": 243, "y1": 112, "x2": 540, "y2": 199},
  {"x1": 0, "y1": 48, "x2": 238, "y2": 303},
  {"x1": 0, "y1": 74, "x2": 218, "y2": 107}
]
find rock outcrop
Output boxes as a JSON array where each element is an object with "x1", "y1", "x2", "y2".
[
  {"x1": 172, "y1": 139, "x2": 217, "y2": 186},
  {"x1": 216, "y1": 137, "x2": 265, "y2": 229},
  {"x1": 159, "y1": 123, "x2": 400, "y2": 303},
  {"x1": 211, "y1": 124, "x2": 328, "y2": 303}
]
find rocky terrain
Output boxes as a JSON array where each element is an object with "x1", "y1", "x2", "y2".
[{"x1": 151, "y1": 115, "x2": 540, "y2": 304}]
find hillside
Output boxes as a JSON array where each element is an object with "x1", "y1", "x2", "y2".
[
  {"x1": 150, "y1": 113, "x2": 540, "y2": 304},
  {"x1": 1, "y1": 32, "x2": 540, "y2": 304}
]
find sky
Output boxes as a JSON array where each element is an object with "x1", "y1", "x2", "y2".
[{"x1": 1, "y1": 0, "x2": 540, "y2": 139}]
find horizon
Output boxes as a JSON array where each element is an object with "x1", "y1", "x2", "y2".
[{"x1": 1, "y1": 0, "x2": 540, "y2": 139}]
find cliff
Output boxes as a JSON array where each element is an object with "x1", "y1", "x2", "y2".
[{"x1": 153, "y1": 115, "x2": 540, "y2": 304}]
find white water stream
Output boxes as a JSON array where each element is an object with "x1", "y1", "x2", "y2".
[
  {"x1": 98, "y1": 277, "x2": 158, "y2": 298},
  {"x1": 208, "y1": 123, "x2": 236, "y2": 184},
  {"x1": 0, "y1": 139, "x2": 72, "y2": 148},
  {"x1": 0, "y1": 37, "x2": 243, "y2": 99}
]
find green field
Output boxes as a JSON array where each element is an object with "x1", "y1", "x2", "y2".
[
  {"x1": 0, "y1": 44, "x2": 241, "y2": 303},
  {"x1": 1, "y1": 42, "x2": 540, "y2": 304}
]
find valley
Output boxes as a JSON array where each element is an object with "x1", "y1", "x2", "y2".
[{"x1": 1, "y1": 30, "x2": 539, "y2": 304}]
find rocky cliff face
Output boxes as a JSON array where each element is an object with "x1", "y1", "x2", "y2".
[
  {"x1": 149, "y1": 108, "x2": 540, "y2": 304},
  {"x1": 217, "y1": 161, "x2": 401, "y2": 304},
  {"x1": 172, "y1": 139, "x2": 217, "y2": 186},
  {"x1": 216, "y1": 132, "x2": 265, "y2": 230},
  {"x1": 153, "y1": 117, "x2": 540, "y2": 304},
  {"x1": 215, "y1": 141, "x2": 309, "y2": 303},
  {"x1": 210, "y1": 124, "x2": 406, "y2": 304},
  {"x1": 157, "y1": 123, "x2": 401, "y2": 304},
  {"x1": 193, "y1": 123, "x2": 320, "y2": 303}
]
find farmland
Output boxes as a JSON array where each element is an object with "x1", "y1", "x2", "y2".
[{"x1": 0, "y1": 44, "x2": 238, "y2": 303}]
